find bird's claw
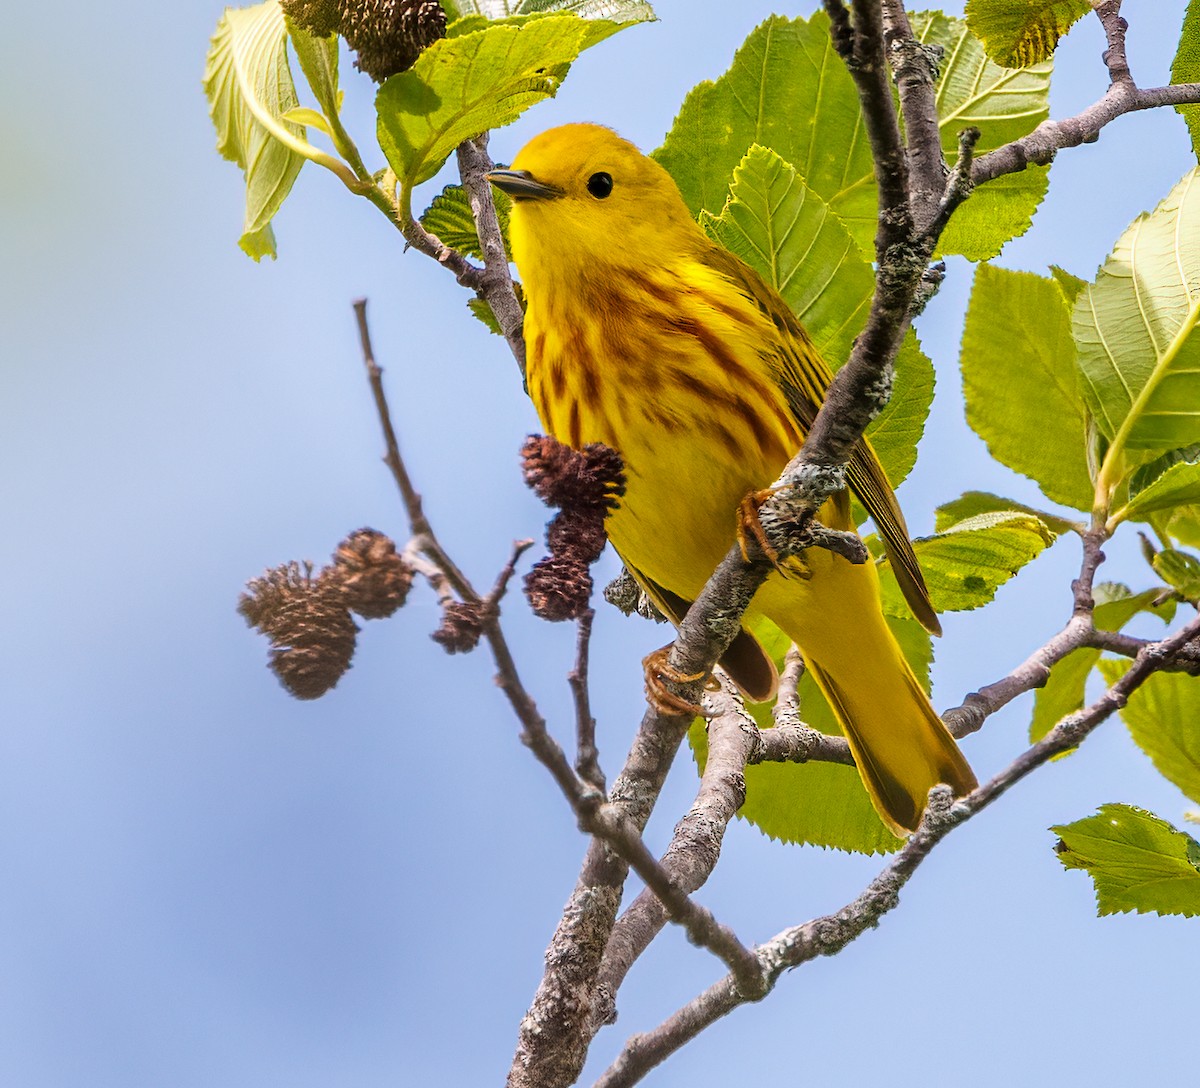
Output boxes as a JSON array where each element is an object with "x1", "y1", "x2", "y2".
[
  {"x1": 736, "y1": 489, "x2": 812, "y2": 580},
  {"x1": 642, "y1": 645, "x2": 714, "y2": 717}
]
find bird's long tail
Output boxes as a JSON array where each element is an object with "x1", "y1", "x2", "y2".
[{"x1": 755, "y1": 556, "x2": 976, "y2": 835}]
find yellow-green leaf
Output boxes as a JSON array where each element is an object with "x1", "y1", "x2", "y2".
[
  {"x1": 1054, "y1": 804, "x2": 1200, "y2": 917},
  {"x1": 935, "y1": 491, "x2": 1080, "y2": 536},
  {"x1": 204, "y1": 0, "x2": 307, "y2": 260},
  {"x1": 882, "y1": 511, "x2": 1057, "y2": 615},
  {"x1": 376, "y1": 13, "x2": 642, "y2": 188},
  {"x1": 1172, "y1": 0, "x2": 1200, "y2": 162},
  {"x1": 1075, "y1": 168, "x2": 1200, "y2": 469},
  {"x1": 1120, "y1": 457, "x2": 1200, "y2": 525},
  {"x1": 961, "y1": 264, "x2": 1094, "y2": 510},
  {"x1": 965, "y1": 0, "x2": 1091, "y2": 69},
  {"x1": 1099, "y1": 659, "x2": 1200, "y2": 804}
]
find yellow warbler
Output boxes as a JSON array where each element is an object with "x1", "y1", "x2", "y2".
[{"x1": 489, "y1": 124, "x2": 975, "y2": 834}]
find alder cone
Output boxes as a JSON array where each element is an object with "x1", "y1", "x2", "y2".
[
  {"x1": 330, "y1": 528, "x2": 413, "y2": 619},
  {"x1": 342, "y1": 0, "x2": 448, "y2": 81}
]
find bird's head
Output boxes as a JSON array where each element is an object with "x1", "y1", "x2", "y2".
[{"x1": 488, "y1": 124, "x2": 701, "y2": 281}]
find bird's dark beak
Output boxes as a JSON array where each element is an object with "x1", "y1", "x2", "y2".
[{"x1": 486, "y1": 169, "x2": 562, "y2": 201}]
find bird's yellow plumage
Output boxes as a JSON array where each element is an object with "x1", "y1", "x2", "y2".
[{"x1": 491, "y1": 123, "x2": 975, "y2": 834}]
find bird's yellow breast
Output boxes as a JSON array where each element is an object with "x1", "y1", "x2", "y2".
[{"x1": 524, "y1": 259, "x2": 804, "y2": 599}]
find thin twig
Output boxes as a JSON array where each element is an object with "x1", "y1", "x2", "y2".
[
  {"x1": 353, "y1": 298, "x2": 478, "y2": 603},
  {"x1": 457, "y1": 135, "x2": 528, "y2": 375},
  {"x1": 570, "y1": 610, "x2": 606, "y2": 792}
]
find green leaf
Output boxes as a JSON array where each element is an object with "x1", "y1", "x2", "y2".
[
  {"x1": 1153, "y1": 548, "x2": 1200, "y2": 600},
  {"x1": 656, "y1": 14, "x2": 877, "y2": 249},
  {"x1": 1120, "y1": 457, "x2": 1200, "y2": 525},
  {"x1": 1172, "y1": 0, "x2": 1200, "y2": 162},
  {"x1": 286, "y1": 15, "x2": 340, "y2": 120},
  {"x1": 377, "y1": 13, "x2": 640, "y2": 188},
  {"x1": 1029, "y1": 585, "x2": 1173, "y2": 744},
  {"x1": 419, "y1": 182, "x2": 511, "y2": 258},
  {"x1": 911, "y1": 11, "x2": 1052, "y2": 259},
  {"x1": 656, "y1": 12, "x2": 1051, "y2": 260},
  {"x1": 281, "y1": 105, "x2": 332, "y2": 133},
  {"x1": 1054, "y1": 804, "x2": 1200, "y2": 917},
  {"x1": 1099, "y1": 661, "x2": 1200, "y2": 804},
  {"x1": 700, "y1": 145, "x2": 933, "y2": 488},
  {"x1": 515, "y1": 0, "x2": 656, "y2": 18},
  {"x1": 1031, "y1": 647, "x2": 1099, "y2": 744},
  {"x1": 204, "y1": 0, "x2": 307, "y2": 260},
  {"x1": 1168, "y1": 505, "x2": 1200, "y2": 547},
  {"x1": 964, "y1": 0, "x2": 1091, "y2": 68},
  {"x1": 883, "y1": 511, "x2": 1057, "y2": 615},
  {"x1": 1049, "y1": 263, "x2": 1087, "y2": 304},
  {"x1": 689, "y1": 616, "x2": 931, "y2": 854},
  {"x1": 1074, "y1": 168, "x2": 1200, "y2": 465},
  {"x1": 935, "y1": 491, "x2": 1080, "y2": 536},
  {"x1": 961, "y1": 264, "x2": 1094, "y2": 510}
]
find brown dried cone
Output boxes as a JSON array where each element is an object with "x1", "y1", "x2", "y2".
[
  {"x1": 520, "y1": 436, "x2": 624, "y2": 622},
  {"x1": 328, "y1": 528, "x2": 414, "y2": 619},
  {"x1": 279, "y1": 0, "x2": 343, "y2": 37},
  {"x1": 238, "y1": 562, "x2": 358, "y2": 700},
  {"x1": 431, "y1": 601, "x2": 484, "y2": 654},
  {"x1": 520, "y1": 435, "x2": 626, "y2": 513},
  {"x1": 342, "y1": 0, "x2": 448, "y2": 81},
  {"x1": 524, "y1": 555, "x2": 593, "y2": 623}
]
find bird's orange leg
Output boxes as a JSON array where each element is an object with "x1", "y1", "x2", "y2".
[{"x1": 642, "y1": 645, "x2": 717, "y2": 717}]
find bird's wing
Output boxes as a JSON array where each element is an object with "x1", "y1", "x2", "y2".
[{"x1": 702, "y1": 245, "x2": 942, "y2": 636}]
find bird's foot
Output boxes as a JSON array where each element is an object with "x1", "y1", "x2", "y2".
[
  {"x1": 642, "y1": 645, "x2": 716, "y2": 717},
  {"x1": 736, "y1": 489, "x2": 812, "y2": 580}
]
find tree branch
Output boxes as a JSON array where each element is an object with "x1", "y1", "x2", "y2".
[
  {"x1": 881, "y1": 0, "x2": 947, "y2": 226},
  {"x1": 570, "y1": 610, "x2": 606, "y2": 792},
  {"x1": 972, "y1": 1, "x2": 1200, "y2": 187},
  {"x1": 456, "y1": 134, "x2": 528, "y2": 375},
  {"x1": 591, "y1": 681, "x2": 763, "y2": 1022}
]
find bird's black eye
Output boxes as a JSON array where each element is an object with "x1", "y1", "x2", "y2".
[{"x1": 587, "y1": 172, "x2": 614, "y2": 199}]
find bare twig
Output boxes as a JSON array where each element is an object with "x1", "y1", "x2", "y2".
[
  {"x1": 570, "y1": 610, "x2": 606, "y2": 792},
  {"x1": 973, "y1": 2, "x2": 1200, "y2": 187},
  {"x1": 456, "y1": 135, "x2": 528, "y2": 374}
]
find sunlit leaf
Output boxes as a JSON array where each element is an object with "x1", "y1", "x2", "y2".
[
  {"x1": 420, "y1": 182, "x2": 511, "y2": 258},
  {"x1": 961, "y1": 264, "x2": 1094, "y2": 510},
  {"x1": 377, "y1": 13, "x2": 643, "y2": 187},
  {"x1": 964, "y1": 0, "x2": 1091, "y2": 68},
  {"x1": 1172, "y1": 0, "x2": 1200, "y2": 162},
  {"x1": 204, "y1": 0, "x2": 307, "y2": 259},
  {"x1": 1054, "y1": 804, "x2": 1200, "y2": 917},
  {"x1": 1099, "y1": 659, "x2": 1200, "y2": 803},
  {"x1": 1074, "y1": 169, "x2": 1200, "y2": 462},
  {"x1": 935, "y1": 491, "x2": 1079, "y2": 536},
  {"x1": 881, "y1": 511, "x2": 1057, "y2": 615}
]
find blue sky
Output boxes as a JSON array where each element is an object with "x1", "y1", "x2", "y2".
[{"x1": 2, "y1": 2, "x2": 1197, "y2": 1085}]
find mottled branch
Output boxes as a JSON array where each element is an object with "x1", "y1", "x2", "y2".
[{"x1": 457, "y1": 135, "x2": 528, "y2": 374}]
